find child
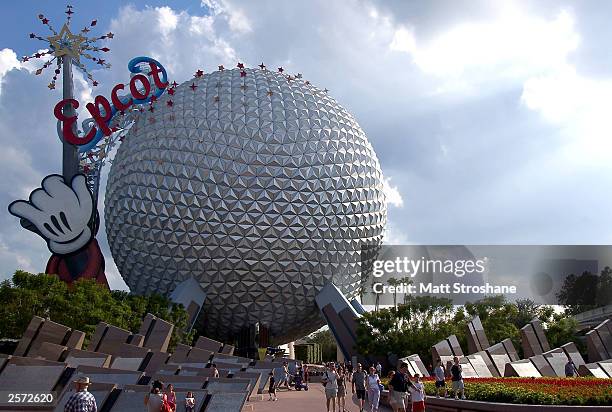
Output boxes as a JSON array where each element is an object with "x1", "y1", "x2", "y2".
[
  {"x1": 268, "y1": 371, "x2": 278, "y2": 401},
  {"x1": 184, "y1": 391, "x2": 196, "y2": 412},
  {"x1": 408, "y1": 374, "x2": 426, "y2": 412}
]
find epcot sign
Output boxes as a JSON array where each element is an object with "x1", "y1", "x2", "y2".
[
  {"x1": 53, "y1": 56, "x2": 169, "y2": 148},
  {"x1": 8, "y1": 55, "x2": 171, "y2": 287}
]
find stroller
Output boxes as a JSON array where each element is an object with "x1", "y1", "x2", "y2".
[{"x1": 293, "y1": 370, "x2": 309, "y2": 391}]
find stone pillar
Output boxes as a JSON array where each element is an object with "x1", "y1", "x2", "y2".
[
  {"x1": 337, "y1": 341, "x2": 345, "y2": 363},
  {"x1": 288, "y1": 341, "x2": 295, "y2": 360}
]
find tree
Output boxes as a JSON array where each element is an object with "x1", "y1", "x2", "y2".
[
  {"x1": 306, "y1": 328, "x2": 337, "y2": 361},
  {"x1": 557, "y1": 267, "x2": 612, "y2": 315},
  {"x1": 387, "y1": 277, "x2": 400, "y2": 308},
  {"x1": 514, "y1": 299, "x2": 541, "y2": 329},
  {"x1": 400, "y1": 276, "x2": 413, "y2": 305},
  {"x1": 545, "y1": 313, "x2": 582, "y2": 352},
  {"x1": 459, "y1": 296, "x2": 521, "y2": 354},
  {"x1": 557, "y1": 271, "x2": 599, "y2": 315},
  {"x1": 0, "y1": 271, "x2": 194, "y2": 350},
  {"x1": 356, "y1": 296, "x2": 456, "y2": 366}
]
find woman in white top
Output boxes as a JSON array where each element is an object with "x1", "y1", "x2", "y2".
[
  {"x1": 184, "y1": 391, "x2": 196, "y2": 412},
  {"x1": 322, "y1": 363, "x2": 338, "y2": 412},
  {"x1": 365, "y1": 366, "x2": 381, "y2": 412}
]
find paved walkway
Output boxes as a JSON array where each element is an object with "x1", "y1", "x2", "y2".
[{"x1": 247, "y1": 386, "x2": 392, "y2": 412}]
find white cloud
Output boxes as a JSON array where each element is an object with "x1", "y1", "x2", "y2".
[
  {"x1": 107, "y1": 5, "x2": 236, "y2": 82},
  {"x1": 390, "y1": 26, "x2": 416, "y2": 54},
  {"x1": 0, "y1": 48, "x2": 20, "y2": 95},
  {"x1": 383, "y1": 219, "x2": 410, "y2": 245},
  {"x1": 390, "y1": 5, "x2": 579, "y2": 94},
  {"x1": 521, "y1": 66, "x2": 612, "y2": 158},
  {"x1": 157, "y1": 6, "x2": 179, "y2": 35},
  {"x1": 226, "y1": 8, "x2": 252, "y2": 34},
  {"x1": 201, "y1": 0, "x2": 252, "y2": 33},
  {"x1": 382, "y1": 176, "x2": 404, "y2": 208}
]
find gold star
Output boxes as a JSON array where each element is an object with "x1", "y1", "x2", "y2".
[
  {"x1": 47, "y1": 23, "x2": 86, "y2": 60},
  {"x1": 47, "y1": 82, "x2": 55, "y2": 89}
]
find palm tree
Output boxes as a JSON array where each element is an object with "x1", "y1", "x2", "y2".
[
  {"x1": 401, "y1": 276, "x2": 413, "y2": 305},
  {"x1": 387, "y1": 277, "x2": 400, "y2": 309},
  {"x1": 370, "y1": 279, "x2": 381, "y2": 312}
]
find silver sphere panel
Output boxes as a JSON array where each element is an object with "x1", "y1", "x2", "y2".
[{"x1": 105, "y1": 67, "x2": 387, "y2": 342}]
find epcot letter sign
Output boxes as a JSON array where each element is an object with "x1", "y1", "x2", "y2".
[{"x1": 8, "y1": 56, "x2": 169, "y2": 286}]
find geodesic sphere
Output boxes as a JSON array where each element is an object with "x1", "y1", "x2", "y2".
[{"x1": 105, "y1": 67, "x2": 387, "y2": 343}]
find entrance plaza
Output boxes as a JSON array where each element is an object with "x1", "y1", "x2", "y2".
[{"x1": 250, "y1": 386, "x2": 392, "y2": 412}]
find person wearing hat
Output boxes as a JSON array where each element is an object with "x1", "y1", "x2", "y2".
[{"x1": 64, "y1": 376, "x2": 97, "y2": 412}]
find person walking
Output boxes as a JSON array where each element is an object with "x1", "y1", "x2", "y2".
[
  {"x1": 322, "y1": 362, "x2": 339, "y2": 412},
  {"x1": 184, "y1": 391, "x2": 196, "y2": 412},
  {"x1": 565, "y1": 358, "x2": 579, "y2": 377},
  {"x1": 388, "y1": 362, "x2": 410, "y2": 412},
  {"x1": 268, "y1": 371, "x2": 278, "y2": 401},
  {"x1": 64, "y1": 376, "x2": 97, "y2": 412},
  {"x1": 145, "y1": 388, "x2": 164, "y2": 412},
  {"x1": 351, "y1": 363, "x2": 367, "y2": 412},
  {"x1": 282, "y1": 361, "x2": 291, "y2": 390},
  {"x1": 433, "y1": 359, "x2": 447, "y2": 398},
  {"x1": 165, "y1": 384, "x2": 176, "y2": 412},
  {"x1": 408, "y1": 374, "x2": 426, "y2": 412},
  {"x1": 366, "y1": 366, "x2": 381, "y2": 412},
  {"x1": 337, "y1": 366, "x2": 347, "y2": 412},
  {"x1": 450, "y1": 356, "x2": 465, "y2": 400}
]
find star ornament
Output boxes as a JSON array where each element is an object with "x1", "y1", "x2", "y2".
[{"x1": 47, "y1": 23, "x2": 86, "y2": 60}]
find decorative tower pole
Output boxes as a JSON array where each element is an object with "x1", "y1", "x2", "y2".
[
  {"x1": 10, "y1": 4, "x2": 114, "y2": 286},
  {"x1": 23, "y1": 4, "x2": 112, "y2": 180},
  {"x1": 61, "y1": 52, "x2": 79, "y2": 180},
  {"x1": 62, "y1": 54, "x2": 79, "y2": 182}
]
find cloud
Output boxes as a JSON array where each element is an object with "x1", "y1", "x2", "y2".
[
  {"x1": 521, "y1": 66, "x2": 612, "y2": 159},
  {"x1": 0, "y1": 49, "x2": 21, "y2": 95},
  {"x1": 105, "y1": 4, "x2": 236, "y2": 84},
  {"x1": 201, "y1": 0, "x2": 252, "y2": 33},
  {"x1": 390, "y1": 6, "x2": 579, "y2": 94},
  {"x1": 383, "y1": 219, "x2": 411, "y2": 245},
  {"x1": 383, "y1": 177, "x2": 404, "y2": 208}
]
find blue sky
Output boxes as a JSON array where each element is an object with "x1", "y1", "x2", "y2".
[{"x1": 1, "y1": 0, "x2": 612, "y2": 290}]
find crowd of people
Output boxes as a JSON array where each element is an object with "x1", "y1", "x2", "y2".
[
  {"x1": 316, "y1": 360, "x2": 426, "y2": 412},
  {"x1": 313, "y1": 356, "x2": 472, "y2": 412},
  {"x1": 144, "y1": 380, "x2": 196, "y2": 412},
  {"x1": 267, "y1": 360, "x2": 311, "y2": 401}
]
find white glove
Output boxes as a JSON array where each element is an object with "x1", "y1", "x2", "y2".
[{"x1": 9, "y1": 174, "x2": 94, "y2": 255}]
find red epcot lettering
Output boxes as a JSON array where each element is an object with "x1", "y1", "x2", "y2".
[
  {"x1": 130, "y1": 74, "x2": 151, "y2": 100},
  {"x1": 54, "y1": 99, "x2": 97, "y2": 145},
  {"x1": 86, "y1": 95, "x2": 113, "y2": 136}
]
